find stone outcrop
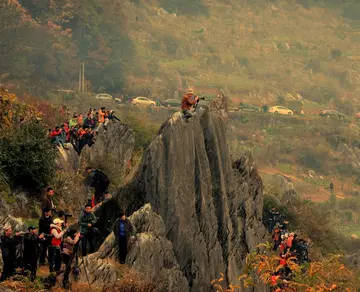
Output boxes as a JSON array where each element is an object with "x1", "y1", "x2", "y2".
[
  {"x1": 80, "y1": 122, "x2": 134, "y2": 173},
  {"x1": 54, "y1": 122, "x2": 135, "y2": 215},
  {"x1": 78, "y1": 204, "x2": 187, "y2": 292},
  {"x1": 90, "y1": 109, "x2": 266, "y2": 291}
]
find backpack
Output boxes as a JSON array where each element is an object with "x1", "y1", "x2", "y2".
[{"x1": 94, "y1": 170, "x2": 110, "y2": 186}]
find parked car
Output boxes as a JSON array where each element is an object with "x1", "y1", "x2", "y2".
[
  {"x1": 236, "y1": 102, "x2": 261, "y2": 112},
  {"x1": 96, "y1": 93, "x2": 122, "y2": 103},
  {"x1": 96, "y1": 93, "x2": 113, "y2": 100},
  {"x1": 268, "y1": 106, "x2": 293, "y2": 115},
  {"x1": 132, "y1": 97, "x2": 156, "y2": 106},
  {"x1": 162, "y1": 99, "x2": 182, "y2": 107},
  {"x1": 319, "y1": 110, "x2": 346, "y2": 118}
]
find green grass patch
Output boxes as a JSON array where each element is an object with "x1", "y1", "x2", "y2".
[{"x1": 276, "y1": 163, "x2": 293, "y2": 174}]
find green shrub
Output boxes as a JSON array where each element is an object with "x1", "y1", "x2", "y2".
[
  {"x1": 124, "y1": 114, "x2": 158, "y2": 151},
  {"x1": 0, "y1": 122, "x2": 56, "y2": 191}
]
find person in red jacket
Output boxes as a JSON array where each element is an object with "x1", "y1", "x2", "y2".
[
  {"x1": 50, "y1": 126, "x2": 64, "y2": 147},
  {"x1": 181, "y1": 87, "x2": 199, "y2": 122},
  {"x1": 49, "y1": 218, "x2": 67, "y2": 273}
]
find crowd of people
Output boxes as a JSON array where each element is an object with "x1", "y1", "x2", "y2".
[
  {"x1": 49, "y1": 107, "x2": 120, "y2": 154},
  {"x1": 266, "y1": 208, "x2": 310, "y2": 291},
  {"x1": 0, "y1": 183, "x2": 134, "y2": 288}
]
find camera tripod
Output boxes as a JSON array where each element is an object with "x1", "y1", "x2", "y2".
[{"x1": 62, "y1": 236, "x2": 91, "y2": 291}]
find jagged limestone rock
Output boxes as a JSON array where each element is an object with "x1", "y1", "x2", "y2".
[
  {"x1": 80, "y1": 122, "x2": 134, "y2": 173},
  {"x1": 86, "y1": 110, "x2": 266, "y2": 291},
  {"x1": 80, "y1": 204, "x2": 187, "y2": 291}
]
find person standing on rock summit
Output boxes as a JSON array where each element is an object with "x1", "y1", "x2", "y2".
[
  {"x1": 113, "y1": 211, "x2": 133, "y2": 264},
  {"x1": 181, "y1": 87, "x2": 199, "y2": 122}
]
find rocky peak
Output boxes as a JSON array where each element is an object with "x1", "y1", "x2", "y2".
[{"x1": 93, "y1": 109, "x2": 266, "y2": 291}]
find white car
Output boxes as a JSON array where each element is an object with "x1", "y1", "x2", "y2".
[
  {"x1": 268, "y1": 106, "x2": 293, "y2": 115},
  {"x1": 96, "y1": 93, "x2": 113, "y2": 100},
  {"x1": 132, "y1": 97, "x2": 156, "y2": 106}
]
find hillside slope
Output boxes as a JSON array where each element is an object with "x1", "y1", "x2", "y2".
[{"x1": 3, "y1": 0, "x2": 360, "y2": 113}]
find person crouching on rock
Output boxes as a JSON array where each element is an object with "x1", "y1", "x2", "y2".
[
  {"x1": 49, "y1": 218, "x2": 67, "y2": 273},
  {"x1": 114, "y1": 211, "x2": 134, "y2": 264},
  {"x1": 61, "y1": 228, "x2": 81, "y2": 289},
  {"x1": 0, "y1": 224, "x2": 21, "y2": 281},
  {"x1": 23, "y1": 226, "x2": 45, "y2": 281},
  {"x1": 181, "y1": 87, "x2": 199, "y2": 122}
]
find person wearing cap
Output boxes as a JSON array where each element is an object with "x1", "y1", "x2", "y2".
[
  {"x1": 113, "y1": 211, "x2": 134, "y2": 264},
  {"x1": 49, "y1": 218, "x2": 67, "y2": 273},
  {"x1": 41, "y1": 187, "x2": 56, "y2": 212},
  {"x1": 181, "y1": 87, "x2": 199, "y2": 122},
  {"x1": 0, "y1": 224, "x2": 21, "y2": 280},
  {"x1": 23, "y1": 226, "x2": 45, "y2": 281},
  {"x1": 79, "y1": 204, "x2": 97, "y2": 256},
  {"x1": 38, "y1": 207, "x2": 53, "y2": 265}
]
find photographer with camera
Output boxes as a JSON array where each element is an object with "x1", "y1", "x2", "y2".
[
  {"x1": 1, "y1": 224, "x2": 21, "y2": 281},
  {"x1": 49, "y1": 218, "x2": 67, "y2": 273},
  {"x1": 61, "y1": 228, "x2": 81, "y2": 289},
  {"x1": 79, "y1": 204, "x2": 97, "y2": 256},
  {"x1": 23, "y1": 226, "x2": 45, "y2": 281},
  {"x1": 38, "y1": 208, "x2": 53, "y2": 266},
  {"x1": 181, "y1": 87, "x2": 199, "y2": 122},
  {"x1": 58, "y1": 211, "x2": 72, "y2": 229}
]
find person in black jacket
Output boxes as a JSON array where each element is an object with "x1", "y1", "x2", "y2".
[
  {"x1": 38, "y1": 208, "x2": 53, "y2": 265},
  {"x1": 23, "y1": 226, "x2": 45, "y2": 280},
  {"x1": 113, "y1": 211, "x2": 134, "y2": 264},
  {"x1": 84, "y1": 168, "x2": 110, "y2": 206},
  {"x1": 1, "y1": 225, "x2": 21, "y2": 281}
]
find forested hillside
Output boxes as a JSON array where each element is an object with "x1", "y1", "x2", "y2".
[{"x1": 2, "y1": 0, "x2": 360, "y2": 110}]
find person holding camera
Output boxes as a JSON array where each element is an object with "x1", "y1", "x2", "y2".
[
  {"x1": 1, "y1": 224, "x2": 21, "y2": 281},
  {"x1": 23, "y1": 226, "x2": 45, "y2": 281},
  {"x1": 38, "y1": 208, "x2": 53, "y2": 266},
  {"x1": 61, "y1": 229, "x2": 81, "y2": 288},
  {"x1": 49, "y1": 218, "x2": 67, "y2": 273},
  {"x1": 181, "y1": 87, "x2": 199, "y2": 121},
  {"x1": 79, "y1": 204, "x2": 97, "y2": 256}
]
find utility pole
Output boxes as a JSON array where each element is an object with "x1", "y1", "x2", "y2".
[
  {"x1": 82, "y1": 62, "x2": 85, "y2": 92},
  {"x1": 79, "y1": 65, "x2": 82, "y2": 92}
]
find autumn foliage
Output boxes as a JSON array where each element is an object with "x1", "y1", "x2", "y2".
[{"x1": 212, "y1": 243, "x2": 359, "y2": 292}]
